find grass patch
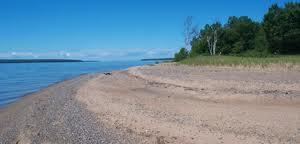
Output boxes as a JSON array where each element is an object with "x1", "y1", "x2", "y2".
[{"x1": 180, "y1": 55, "x2": 300, "y2": 68}]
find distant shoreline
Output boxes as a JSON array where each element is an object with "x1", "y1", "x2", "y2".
[
  {"x1": 141, "y1": 58, "x2": 173, "y2": 61},
  {"x1": 0, "y1": 59, "x2": 84, "y2": 63}
]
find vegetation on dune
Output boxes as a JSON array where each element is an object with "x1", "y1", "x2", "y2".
[
  {"x1": 180, "y1": 55, "x2": 300, "y2": 67},
  {"x1": 174, "y1": 2, "x2": 300, "y2": 63}
]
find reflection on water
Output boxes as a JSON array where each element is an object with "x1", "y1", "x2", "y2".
[{"x1": 0, "y1": 61, "x2": 153, "y2": 106}]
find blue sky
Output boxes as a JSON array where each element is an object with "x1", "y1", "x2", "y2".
[{"x1": 0, "y1": 0, "x2": 297, "y2": 60}]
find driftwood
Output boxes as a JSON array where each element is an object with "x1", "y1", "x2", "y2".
[{"x1": 104, "y1": 72, "x2": 112, "y2": 76}]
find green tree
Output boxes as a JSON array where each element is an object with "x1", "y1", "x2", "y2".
[
  {"x1": 232, "y1": 41, "x2": 243, "y2": 54},
  {"x1": 189, "y1": 39, "x2": 207, "y2": 57},
  {"x1": 174, "y1": 48, "x2": 189, "y2": 62},
  {"x1": 281, "y1": 3, "x2": 300, "y2": 54},
  {"x1": 253, "y1": 27, "x2": 269, "y2": 56},
  {"x1": 263, "y1": 4, "x2": 283, "y2": 53},
  {"x1": 263, "y1": 3, "x2": 300, "y2": 54},
  {"x1": 224, "y1": 16, "x2": 260, "y2": 53},
  {"x1": 189, "y1": 22, "x2": 222, "y2": 56},
  {"x1": 176, "y1": 2, "x2": 299, "y2": 58},
  {"x1": 218, "y1": 26, "x2": 239, "y2": 54}
]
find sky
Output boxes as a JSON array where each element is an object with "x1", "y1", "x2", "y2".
[{"x1": 0, "y1": 0, "x2": 298, "y2": 60}]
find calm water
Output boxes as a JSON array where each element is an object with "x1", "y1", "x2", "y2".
[{"x1": 0, "y1": 61, "x2": 153, "y2": 106}]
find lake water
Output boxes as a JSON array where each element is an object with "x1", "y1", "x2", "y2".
[{"x1": 0, "y1": 61, "x2": 154, "y2": 106}]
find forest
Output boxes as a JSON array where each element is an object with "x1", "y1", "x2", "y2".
[{"x1": 174, "y1": 2, "x2": 300, "y2": 61}]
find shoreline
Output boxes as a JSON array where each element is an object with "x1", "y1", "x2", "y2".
[
  {"x1": 0, "y1": 73, "x2": 92, "y2": 109},
  {"x1": 0, "y1": 72, "x2": 139, "y2": 143},
  {"x1": 1, "y1": 64, "x2": 300, "y2": 143}
]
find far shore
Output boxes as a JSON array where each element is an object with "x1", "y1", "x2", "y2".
[{"x1": 1, "y1": 63, "x2": 300, "y2": 144}]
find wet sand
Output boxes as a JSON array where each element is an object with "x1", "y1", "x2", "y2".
[{"x1": 1, "y1": 64, "x2": 300, "y2": 144}]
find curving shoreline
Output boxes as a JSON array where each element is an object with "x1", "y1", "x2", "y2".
[
  {"x1": 0, "y1": 73, "x2": 141, "y2": 143},
  {"x1": 1, "y1": 64, "x2": 300, "y2": 144}
]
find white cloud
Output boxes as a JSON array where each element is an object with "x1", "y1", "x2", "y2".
[
  {"x1": 0, "y1": 52, "x2": 10, "y2": 58},
  {"x1": 59, "y1": 51, "x2": 71, "y2": 57},
  {"x1": 11, "y1": 52, "x2": 34, "y2": 57},
  {"x1": 0, "y1": 48, "x2": 178, "y2": 60},
  {"x1": 145, "y1": 50, "x2": 156, "y2": 57}
]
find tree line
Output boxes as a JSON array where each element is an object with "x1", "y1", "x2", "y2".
[{"x1": 174, "y1": 2, "x2": 300, "y2": 62}]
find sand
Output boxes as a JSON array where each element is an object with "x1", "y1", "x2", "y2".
[
  {"x1": 77, "y1": 64, "x2": 300, "y2": 144},
  {"x1": 1, "y1": 63, "x2": 300, "y2": 144}
]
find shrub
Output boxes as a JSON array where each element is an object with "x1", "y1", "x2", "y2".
[{"x1": 174, "y1": 48, "x2": 189, "y2": 62}]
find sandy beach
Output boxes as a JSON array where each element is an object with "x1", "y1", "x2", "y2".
[{"x1": 1, "y1": 64, "x2": 300, "y2": 144}]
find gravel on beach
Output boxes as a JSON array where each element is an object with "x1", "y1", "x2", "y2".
[{"x1": 0, "y1": 74, "x2": 140, "y2": 144}]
